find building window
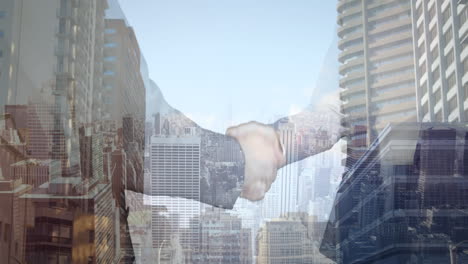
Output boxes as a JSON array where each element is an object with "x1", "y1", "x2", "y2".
[
  {"x1": 0, "y1": 30, "x2": 4, "y2": 38},
  {"x1": 0, "y1": 50, "x2": 3, "y2": 58},
  {"x1": 464, "y1": 82, "x2": 468, "y2": 100},
  {"x1": 58, "y1": 18, "x2": 66, "y2": 34},
  {"x1": 432, "y1": 66, "x2": 440, "y2": 82},
  {"x1": 89, "y1": 230, "x2": 94, "y2": 243},
  {"x1": 444, "y1": 27, "x2": 453, "y2": 46},
  {"x1": 0, "y1": 11, "x2": 5, "y2": 18},
  {"x1": 428, "y1": 4, "x2": 436, "y2": 20},
  {"x1": 445, "y1": 49, "x2": 454, "y2": 66},
  {"x1": 104, "y1": 42, "x2": 117, "y2": 48},
  {"x1": 435, "y1": 110, "x2": 443, "y2": 121},
  {"x1": 431, "y1": 45, "x2": 439, "y2": 60},
  {"x1": 433, "y1": 88, "x2": 442, "y2": 104},
  {"x1": 419, "y1": 61, "x2": 427, "y2": 75},
  {"x1": 416, "y1": 4, "x2": 423, "y2": 18},
  {"x1": 105, "y1": 28, "x2": 116, "y2": 34},
  {"x1": 4, "y1": 223, "x2": 10, "y2": 242},
  {"x1": 421, "y1": 80, "x2": 428, "y2": 95},
  {"x1": 448, "y1": 96, "x2": 457, "y2": 114},
  {"x1": 418, "y1": 40, "x2": 425, "y2": 55},
  {"x1": 422, "y1": 101, "x2": 429, "y2": 117},
  {"x1": 463, "y1": 57, "x2": 468, "y2": 73},
  {"x1": 460, "y1": 7, "x2": 468, "y2": 26},
  {"x1": 430, "y1": 26, "x2": 438, "y2": 43},
  {"x1": 104, "y1": 56, "x2": 116, "y2": 62},
  {"x1": 447, "y1": 72, "x2": 456, "y2": 88},
  {"x1": 417, "y1": 23, "x2": 424, "y2": 38},
  {"x1": 442, "y1": 5, "x2": 451, "y2": 25}
]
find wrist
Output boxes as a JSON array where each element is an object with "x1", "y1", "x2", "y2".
[{"x1": 226, "y1": 121, "x2": 285, "y2": 201}]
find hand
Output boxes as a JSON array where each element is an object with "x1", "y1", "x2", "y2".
[{"x1": 226, "y1": 121, "x2": 285, "y2": 201}]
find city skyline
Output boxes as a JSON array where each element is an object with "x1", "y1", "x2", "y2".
[{"x1": 1, "y1": 0, "x2": 468, "y2": 263}]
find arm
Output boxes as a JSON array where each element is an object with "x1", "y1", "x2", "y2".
[
  {"x1": 147, "y1": 86, "x2": 343, "y2": 207},
  {"x1": 271, "y1": 106, "x2": 344, "y2": 167},
  {"x1": 226, "y1": 95, "x2": 345, "y2": 202},
  {"x1": 146, "y1": 103, "x2": 246, "y2": 209}
]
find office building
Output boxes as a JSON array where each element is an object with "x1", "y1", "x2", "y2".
[
  {"x1": 321, "y1": 123, "x2": 468, "y2": 263},
  {"x1": 0, "y1": 179, "x2": 32, "y2": 264},
  {"x1": 411, "y1": 0, "x2": 468, "y2": 122},
  {"x1": 103, "y1": 18, "x2": 145, "y2": 194},
  {"x1": 150, "y1": 135, "x2": 201, "y2": 253},
  {"x1": 103, "y1": 19, "x2": 145, "y2": 129},
  {"x1": 193, "y1": 208, "x2": 252, "y2": 264},
  {"x1": 11, "y1": 159, "x2": 52, "y2": 188},
  {"x1": 261, "y1": 120, "x2": 300, "y2": 219},
  {"x1": 23, "y1": 180, "x2": 117, "y2": 264},
  {"x1": 257, "y1": 213, "x2": 332, "y2": 264}
]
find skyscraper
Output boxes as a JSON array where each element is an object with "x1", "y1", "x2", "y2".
[
  {"x1": 322, "y1": 123, "x2": 468, "y2": 263},
  {"x1": 277, "y1": 120, "x2": 299, "y2": 216},
  {"x1": 150, "y1": 135, "x2": 201, "y2": 254},
  {"x1": 411, "y1": 0, "x2": 468, "y2": 122},
  {"x1": 256, "y1": 214, "x2": 328, "y2": 264},
  {"x1": 103, "y1": 18, "x2": 145, "y2": 130},
  {"x1": 194, "y1": 208, "x2": 252, "y2": 264},
  {"x1": 338, "y1": 0, "x2": 418, "y2": 167}
]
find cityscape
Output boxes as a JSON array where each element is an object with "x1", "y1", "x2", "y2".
[{"x1": 0, "y1": 0, "x2": 467, "y2": 264}]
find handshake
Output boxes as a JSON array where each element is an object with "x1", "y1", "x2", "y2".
[{"x1": 226, "y1": 121, "x2": 286, "y2": 201}]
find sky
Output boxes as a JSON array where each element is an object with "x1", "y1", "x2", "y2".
[{"x1": 116, "y1": 0, "x2": 339, "y2": 133}]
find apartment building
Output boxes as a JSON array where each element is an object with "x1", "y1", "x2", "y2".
[{"x1": 338, "y1": 0, "x2": 418, "y2": 167}]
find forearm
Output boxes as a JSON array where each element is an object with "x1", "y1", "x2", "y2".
[
  {"x1": 271, "y1": 107, "x2": 343, "y2": 167},
  {"x1": 146, "y1": 106, "x2": 245, "y2": 209},
  {"x1": 199, "y1": 128, "x2": 245, "y2": 209}
]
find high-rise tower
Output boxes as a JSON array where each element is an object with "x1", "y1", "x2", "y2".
[
  {"x1": 338, "y1": 0, "x2": 418, "y2": 167},
  {"x1": 411, "y1": 0, "x2": 468, "y2": 122},
  {"x1": 150, "y1": 135, "x2": 201, "y2": 254}
]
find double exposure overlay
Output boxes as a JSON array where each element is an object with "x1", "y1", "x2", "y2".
[{"x1": 1, "y1": 0, "x2": 468, "y2": 263}]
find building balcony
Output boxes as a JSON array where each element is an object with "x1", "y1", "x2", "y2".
[
  {"x1": 340, "y1": 71, "x2": 365, "y2": 88},
  {"x1": 338, "y1": 20, "x2": 363, "y2": 39},
  {"x1": 369, "y1": 18, "x2": 412, "y2": 36},
  {"x1": 339, "y1": 45, "x2": 364, "y2": 63},
  {"x1": 370, "y1": 58, "x2": 414, "y2": 75},
  {"x1": 367, "y1": 1, "x2": 410, "y2": 21},
  {"x1": 343, "y1": 111, "x2": 367, "y2": 123},
  {"x1": 338, "y1": 4, "x2": 362, "y2": 20},
  {"x1": 339, "y1": 57, "x2": 365, "y2": 75},
  {"x1": 342, "y1": 96, "x2": 366, "y2": 110},
  {"x1": 27, "y1": 235, "x2": 72, "y2": 245},
  {"x1": 338, "y1": 31, "x2": 363, "y2": 50},
  {"x1": 341, "y1": 85, "x2": 366, "y2": 97},
  {"x1": 373, "y1": 101, "x2": 416, "y2": 117},
  {"x1": 368, "y1": 31, "x2": 412, "y2": 50},
  {"x1": 370, "y1": 44, "x2": 413, "y2": 65},
  {"x1": 337, "y1": 0, "x2": 360, "y2": 14}
]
